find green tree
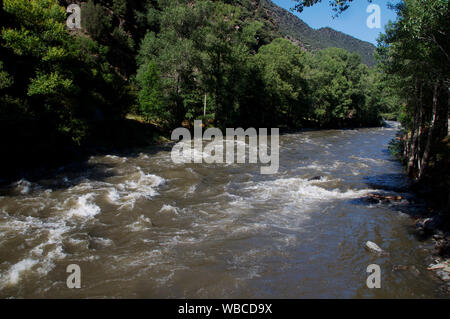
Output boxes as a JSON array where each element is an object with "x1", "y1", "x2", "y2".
[
  {"x1": 254, "y1": 38, "x2": 308, "y2": 127},
  {"x1": 292, "y1": 0, "x2": 369, "y2": 15},
  {"x1": 81, "y1": 0, "x2": 112, "y2": 40},
  {"x1": 137, "y1": 61, "x2": 165, "y2": 122},
  {"x1": 377, "y1": 0, "x2": 449, "y2": 182},
  {"x1": 1, "y1": 0, "x2": 130, "y2": 144}
]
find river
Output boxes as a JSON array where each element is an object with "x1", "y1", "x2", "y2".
[{"x1": 0, "y1": 122, "x2": 447, "y2": 298}]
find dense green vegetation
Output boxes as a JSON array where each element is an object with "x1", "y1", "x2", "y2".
[
  {"x1": 133, "y1": 0, "x2": 387, "y2": 129},
  {"x1": 376, "y1": 0, "x2": 449, "y2": 209},
  {"x1": 1, "y1": 0, "x2": 398, "y2": 178}
]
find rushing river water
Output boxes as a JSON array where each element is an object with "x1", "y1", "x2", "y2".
[{"x1": 0, "y1": 122, "x2": 448, "y2": 298}]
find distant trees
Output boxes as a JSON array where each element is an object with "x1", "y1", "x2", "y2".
[
  {"x1": 82, "y1": 0, "x2": 112, "y2": 40},
  {"x1": 292, "y1": 0, "x2": 358, "y2": 15},
  {"x1": 134, "y1": 0, "x2": 383, "y2": 129},
  {"x1": 302, "y1": 48, "x2": 382, "y2": 127},
  {"x1": 254, "y1": 38, "x2": 308, "y2": 127},
  {"x1": 137, "y1": 61, "x2": 165, "y2": 123}
]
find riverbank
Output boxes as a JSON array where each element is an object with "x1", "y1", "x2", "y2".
[
  {"x1": 361, "y1": 191, "x2": 450, "y2": 287},
  {"x1": 0, "y1": 117, "x2": 168, "y2": 186},
  {"x1": 387, "y1": 130, "x2": 450, "y2": 287},
  {"x1": 1, "y1": 117, "x2": 387, "y2": 186}
]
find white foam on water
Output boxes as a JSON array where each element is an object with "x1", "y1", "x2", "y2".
[
  {"x1": 171, "y1": 138, "x2": 258, "y2": 165},
  {"x1": 103, "y1": 154, "x2": 127, "y2": 163},
  {"x1": 13, "y1": 179, "x2": 32, "y2": 194},
  {"x1": 295, "y1": 161, "x2": 344, "y2": 172},
  {"x1": 349, "y1": 156, "x2": 386, "y2": 164},
  {"x1": 1, "y1": 258, "x2": 39, "y2": 286},
  {"x1": 228, "y1": 224, "x2": 269, "y2": 239},
  {"x1": 69, "y1": 182, "x2": 94, "y2": 192},
  {"x1": 0, "y1": 211, "x2": 72, "y2": 287},
  {"x1": 91, "y1": 237, "x2": 114, "y2": 247},
  {"x1": 107, "y1": 168, "x2": 165, "y2": 209},
  {"x1": 0, "y1": 186, "x2": 103, "y2": 289},
  {"x1": 66, "y1": 193, "x2": 101, "y2": 218},
  {"x1": 158, "y1": 204, "x2": 180, "y2": 215},
  {"x1": 171, "y1": 140, "x2": 210, "y2": 163},
  {"x1": 127, "y1": 215, "x2": 152, "y2": 232},
  {"x1": 184, "y1": 184, "x2": 198, "y2": 197},
  {"x1": 218, "y1": 176, "x2": 374, "y2": 233},
  {"x1": 107, "y1": 188, "x2": 120, "y2": 202},
  {"x1": 0, "y1": 164, "x2": 168, "y2": 291},
  {"x1": 245, "y1": 177, "x2": 370, "y2": 203}
]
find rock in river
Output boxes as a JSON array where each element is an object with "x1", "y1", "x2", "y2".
[
  {"x1": 308, "y1": 176, "x2": 323, "y2": 181},
  {"x1": 365, "y1": 241, "x2": 387, "y2": 255}
]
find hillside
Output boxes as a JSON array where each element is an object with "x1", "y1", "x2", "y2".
[{"x1": 262, "y1": 0, "x2": 377, "y2": 66}]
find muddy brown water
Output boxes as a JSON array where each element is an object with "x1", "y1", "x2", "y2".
[{"x1": 0, "y1": 122, "x2": 448, "y2": 298}]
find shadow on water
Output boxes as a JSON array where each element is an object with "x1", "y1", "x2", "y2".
[
  {"x1": 0, "y1": 142, "x2": 174, "y2": 196},
  {"x1": 353, "y1": 172, "x2": 429, "y2": 224},
  {"x1": 363, "y1": 173, "x2": 411, "y2": 192}
]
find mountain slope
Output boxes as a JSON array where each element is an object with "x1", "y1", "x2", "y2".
[{"x1": 262, "y1": 0, "x2": 376, "y2": 66}]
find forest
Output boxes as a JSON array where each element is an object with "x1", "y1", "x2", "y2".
[
  {"x1": 0, "y1": 0, "x2": 448, "y2": 212},
  {"x1": 0, "y1": 0, "x2": 400, "y2": 176}
]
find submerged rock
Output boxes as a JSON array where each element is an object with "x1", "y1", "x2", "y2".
[
  {"x1": 436, "y1": 270, "x2": 450, "y2": 282},
  {"x1": 308, "y1": 176, "x2": 323, "y2": 181},
  {"x1": 367, "y1": 193, "x2": 403, "y2": 202},
  {"x1": 416, "y1": 215, "x2": 442, "y2": 234},
  {"x1": 409, "y1": 265, "x2": 421, "y2": 277},
  {"x1": 426, "y1": 259, "x2": 450, "y2": 282},
  {"x1": 435, "y1": 237, "x2": 450, "y2": 256},
  {"x1": 392, "y1": 265, "x2": 409, "y2": 271},
  {"x1": 427, "y1": 263, "x2": 446, "y2": 270}
]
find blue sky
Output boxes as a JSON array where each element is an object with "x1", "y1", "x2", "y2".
[{"x1": 272, "y1": 0, "x2": 399, "y2": 45}]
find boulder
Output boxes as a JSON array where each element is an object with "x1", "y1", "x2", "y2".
[
  {"x1": 436, "y1": 270, "x2": 450, "y2": 282},
  {"x1": 416, "y1": 215, "x2": 442, "y2": 232},
  {"x1": 392, "y1": 265, "x2": 408, "y2": 271},
  {"x1": 365, "y1": 241, "x2": 387, "y2": 255},
  {"x1": 427, "y1": 263, "x2": 446, "y2": 270}
]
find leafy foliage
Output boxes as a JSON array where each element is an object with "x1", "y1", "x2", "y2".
[
  {"x1": 0, "y1": 0, "x2": 394, "y2": 177},
  {"x1": 137, "y1": 61, "x2": 165, "y2": 122},
  {"x1": 0, "y1": 0, "x2": 133, "y2": 176}
]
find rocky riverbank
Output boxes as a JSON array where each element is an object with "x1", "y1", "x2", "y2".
[{"x1": 363, "y1": 192, "x2": 450, "y2": 291}]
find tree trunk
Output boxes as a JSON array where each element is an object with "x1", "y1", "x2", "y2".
[
  {"x1": 204, "y1": 93, "x2": 207, "y2": 117},
  {"x1": 407, "y1": 81, "x2": 421, "y2": 176},
  {"x1": 447, "y1": 89, "x2": 449, "y2": 136},
  {"x1": 416, "y1": 83, "x2": 425, "y2": 178},
  {"x1": 419, "y1": 81, "x2": 439, "y2": 179}
]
